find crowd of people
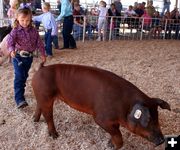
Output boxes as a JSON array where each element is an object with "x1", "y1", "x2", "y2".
[
  {"x1": 2, "y1": 0, "x2": 180, "y2": 41},
  {"x1": 67, "y1": 0, "x2": 180, "y2": 40}
]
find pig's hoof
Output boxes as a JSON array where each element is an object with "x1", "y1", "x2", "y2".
[
  {"x1": 33, "y1": 117, "x2": 40, "y2": 122},
  {"x1": 33, "y1": 115, "x2": 40, "y2": 122},
  {"x1": 108, "y1": 140, "x2": 121, "y2": 150},
  {"x1": 49, "y1": 131, "x2": 59, "y2": 139},
  {"x1": 108, "y1": 140, "x2": 115, "y2": 150}
]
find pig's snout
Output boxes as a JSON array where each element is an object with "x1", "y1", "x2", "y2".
[
  {"x1": 149, "y1": 135, "x2": 165, "y2": 146},
  {"x1": 154, "y1": 136, "x2": 165, "y2": 146}
]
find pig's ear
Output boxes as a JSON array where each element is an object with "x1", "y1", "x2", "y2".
[
  {"x1": 152, "y1": 98, "x2": 171, "y2": 111},
  {"x1": 128, "y1": 104, "x2": 150, "y2": 128}
]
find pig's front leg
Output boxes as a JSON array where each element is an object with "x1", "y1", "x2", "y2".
[{"x1": 94, "y1": 116, "x2": 123, "y2": 150}]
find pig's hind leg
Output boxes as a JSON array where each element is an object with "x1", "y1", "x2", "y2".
[
  {"x1": 94, "y1": 117, "x2": 123, "y2": 150},
  {"x1": 34, "y1": 104, "x2": 42, "y2": 122},
  {"x1": 40, "y1": 97, "x2": 58, "y2": 139}
]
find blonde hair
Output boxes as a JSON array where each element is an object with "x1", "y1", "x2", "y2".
[
  {"x1": 42, "y1": 2, "x2": 51, "y2": 11},
  {"x1": 13, "y1": 7, "x2": 33, "y2": 28}
]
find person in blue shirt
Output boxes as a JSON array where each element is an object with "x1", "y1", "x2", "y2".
[
  {"x1": 33, "y1": 2, "x2": 59, "y2": 56},
  {"x1": 56, "y1": 0, "x2": 76, "y2": 49}
]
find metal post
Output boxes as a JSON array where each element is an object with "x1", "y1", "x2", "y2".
[
  {"x1": 163, "y1": 19, "x2": 168, "y2": 40},
  {"x1": 109, "y1": 16, "x2": 113, "y2": 41},
  {"x1": 0, "y1": 0, "x2": 4, "y2": 19},
  {"x1": 82, "y1": 15, "x2": 86, "y2": 42},
  {"x1": 140, "y1": 18, "x2": 144, "y2": 40}
]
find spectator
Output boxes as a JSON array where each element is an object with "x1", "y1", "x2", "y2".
[
  {"x1": 134, "y1": 3, "x2": 144, "y2": 17},
  {"x1": 142, "y1": 1, "x2": 146, "y2": 10},
  {"x1": 114, "y1": 0, "x2": 122, "y2": 15},
  {"x1": 133, "y1": 2, "x2": 138, "y2": 10},
  {"x1": 124, "y1": 5, "x2": 137, "y2": 28},
  {"x1": 146, "y1": 0, "x2": 156, "y2": 17},
  {"x1": 141, "y1": 10, "x2": 152, "y2": 31},
  {"x1": 73, "y1": 3, "x2": 84, "y2": 40},
  {"x1": 3, "y1": 0, "x2": 10, "y2": 17},
  {"x1": 96, "y1": 0, "x2": 108, "y2": 41},
  {"x1": 150, "y1": 11, "x2": 162, "y2": 39},
  {"x1": 162, "y1": 11, "x2": 172, "y2": 39},
  {"x1": 86, "y1": 8, "x2": 98, "y2": 38},
  {"x1": 170, "y1": 10, "x2": 180, "y2": 39},
  {"x1": 108, "y1": 3, "x2": 121, "y2": 36},
  {"x1": 161, "y1": 0, "x2": 171, "y2": 16},
  {"x1": 31, "y1": 0, "x2": 45, "y2": 12},
  {"x1": 8, "y1": 0, "x2": 19, "y2": 25},
  {"x1": 56, "y1": 0, "x2": 76, "y2": 49}
]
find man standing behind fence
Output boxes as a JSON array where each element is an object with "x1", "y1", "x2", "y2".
[
  {"x1": 56, "y1": 0, "x2": 76, "y2": 49},
  {"x1": 114, "y1": 0, "x2": 122, "y2": 15},
  {"x1": 161, "y1": 0, "x2": 171, "y2": 16}
]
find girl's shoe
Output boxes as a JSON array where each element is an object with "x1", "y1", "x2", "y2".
[{"x1": 17, "y1": 101, "x2": 28, "y2": 109}]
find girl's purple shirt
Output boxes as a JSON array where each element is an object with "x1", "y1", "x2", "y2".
[{"x1": 7, "y1": 25, "x2": 45, "y2": 56}]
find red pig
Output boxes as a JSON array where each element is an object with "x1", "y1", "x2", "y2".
[{"x1": 32, "y1": 63, "x2": 171, "y2": 149}]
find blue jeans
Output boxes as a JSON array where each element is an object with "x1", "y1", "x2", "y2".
[
  {"x1": 52, "y1": 35, "x2": 59, "y2": 49},
  {"x1": 73, "y1": 24, "x2": 83, "y2": 40},
  {"x1": 63, "y1": 15, "x2": 76, "y2": 48},
  {"x1": 12, "y1": 54, "x2": 33, "y2": 106},
  {"x1": 45, "y1": 30, "x2": 53, "y2": 56},
  {"x1": 161, "y1": 3, "x2": 170, "y2": 16}
]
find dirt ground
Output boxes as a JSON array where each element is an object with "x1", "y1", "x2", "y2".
[{"x1": 0, "y1": 40, "x2": 179, "y2": 150}]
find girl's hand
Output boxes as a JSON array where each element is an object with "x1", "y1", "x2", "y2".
[
  {"x1": 10, "y1": 51, "x2": 16, "y2": 58},
  {"x1": 41, "y1": 56, "x2": 46, "y2": 63}
]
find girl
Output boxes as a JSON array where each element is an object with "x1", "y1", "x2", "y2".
[
  {"x1": 7, "y1": 7, "x2": 46, "y2": 109},
  {"x1": 96, "y1": 1, "x2": 108, "y2": 41}
]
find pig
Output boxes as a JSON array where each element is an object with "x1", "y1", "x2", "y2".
[
  {"x1": 0, "y1": 34, "x2": 11, "y2": 65},
  {"x1": 0, "y1": 26, "x2": 12, "y2": 65},
  {"x1": 32, "y1": 63, "x2": 171, "y2": 149}
]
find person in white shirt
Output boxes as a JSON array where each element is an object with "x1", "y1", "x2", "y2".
[
  {"x1": 96, "y1": 1, "x2": 108, "y2": 41},
  {"x1": 124, "y1": 5, "x2": 137, "y2": 18},
  {"x1": 124, "y1": 5, "x2": 137, "y2": 28}
]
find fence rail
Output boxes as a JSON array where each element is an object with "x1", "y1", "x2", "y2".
[
  {"x1": 1, "y1": 15, "x2": 180, "y2": 41},
  {"x1": 73, "y1": 15, "x2": 180, "y2": 41}
]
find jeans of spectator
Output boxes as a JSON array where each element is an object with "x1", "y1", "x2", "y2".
[
  {"x1": 174, "y1": 25, "x2": 180, "y2": 39},
  {"x1": 34, "y1": 21, "x2": 41, "y2": 30},
  {"x1": 161, "y1": 4, "x2": 170, "y2": 16},
  {"x1": 73, "y1": 24, "x2": 83, "y2": 40},
  {"x1": 63, "y1": 15, "x2": 76, "y2": 48},
  {"x1": 165, "y1": 25, "x2": 173, "y2": 39},
  {"x1": 12, "y1": 54, "x2": 33, "y2": 106},
  {"x1": 168, "y1": 24, "x2": 180, "y2": 39},
  {"x1": 86, "y1": 24, "x2": 94, "y2": 39},
  {"x1": 45, "y1": 30, "x2": 53, "y2": 56},
  {"x1": 52, "y1": 35, "x2": 59, "y2": 49}
]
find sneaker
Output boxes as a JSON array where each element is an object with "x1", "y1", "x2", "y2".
[
  {"x1": 96, "y1": 37, "x2": 101, "y2": 41},
  {"x1": 17, "y1": 101, "x2": 28, "y2": 109}
]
